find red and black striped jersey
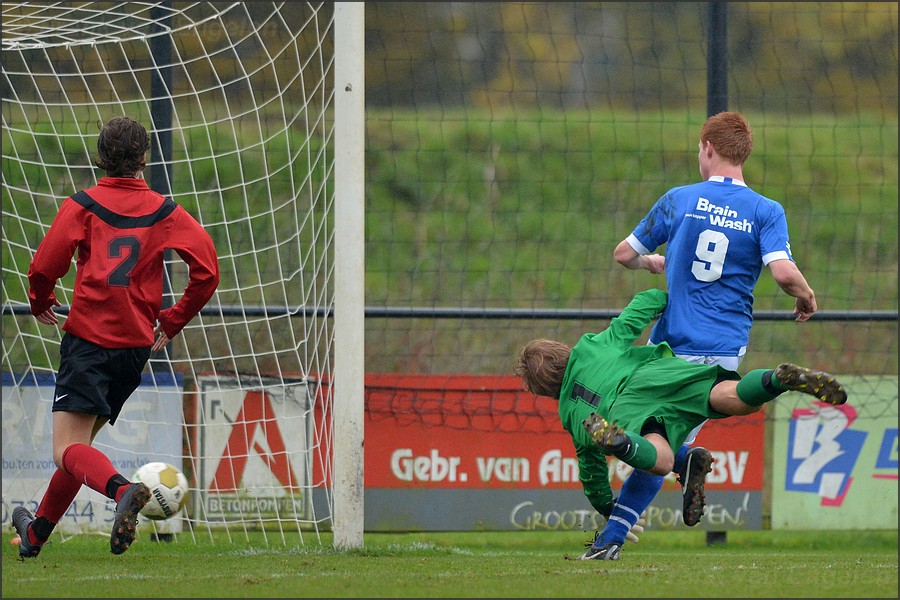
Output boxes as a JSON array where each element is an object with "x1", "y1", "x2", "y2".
[{"x1": 27, "y1": 177, "x2": 220, "y2": 348}]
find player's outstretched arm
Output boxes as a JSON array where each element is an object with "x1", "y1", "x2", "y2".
[
  {"x1": 769, "y1": 259, "x2": 816, "y2": 321},
  {"x1": 614, "y1": 239, "x2": 665, "y2": 274}
]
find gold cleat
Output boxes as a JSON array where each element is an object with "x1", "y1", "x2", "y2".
[
  {"x1": 582, "y1": 413, "x2": 629, "y2": 453},
  {"x1": 774, "y1": 363, "x2": 848, "y2": 406}
]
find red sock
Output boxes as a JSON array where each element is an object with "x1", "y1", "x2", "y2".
[
  {"x1": 27, "y1": 526, "x2": 42, "y2": 547},
  {"x1": 114, "y1": 483, "x2": 130, "y2": 503},
  {"x1": 32, "y1": 468, "x2": 83, "y2": 540},
  {"x1": 61, "y1": 443, "x2": 120, "y2": 499}
]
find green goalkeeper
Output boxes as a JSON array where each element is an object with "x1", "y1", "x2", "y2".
[{"x1": 513, "y1": 288, "x2": 846, "y2": 560}]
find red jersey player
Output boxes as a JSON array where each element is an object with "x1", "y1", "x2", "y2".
[{"x1": 14, "y1": 116, "x2": 219, "y2": 557}]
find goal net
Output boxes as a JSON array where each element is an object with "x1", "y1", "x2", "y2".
[{"x1": 2, "y1": 1, "x2": 363, "y2": 548}]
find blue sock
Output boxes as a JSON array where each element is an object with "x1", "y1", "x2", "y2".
[
  {"x1": 598, "y1": 468, "x2": 664, "y2": 545},
  {"x1": 672, "y1": 444, "x2": 690, "y2": 474}
]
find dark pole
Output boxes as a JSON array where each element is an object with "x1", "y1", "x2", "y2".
[
  {"x1": 149, "y1": 0, "x2": 174, "y2": 372},
  {"x1": 706, "y1": 1, "x2": 730, "y2": 548},
  {"x1": 707, "y1": 2, "x2": 728, "y2": 117}
]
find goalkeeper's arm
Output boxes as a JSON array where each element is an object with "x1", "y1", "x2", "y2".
[
  {"x1": 578, "y1": 446, "x2": 645, "y2": 543},
  {"x1": 576, "y1": 445, "x2": 615, "y2": 516},
  {"x1": 585, "y1": 492, "x2": 646, "y2": 544}
]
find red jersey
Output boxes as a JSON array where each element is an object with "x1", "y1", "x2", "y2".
[{"x1": 27, "y1": 177, "x2": 220, "y2": 348}]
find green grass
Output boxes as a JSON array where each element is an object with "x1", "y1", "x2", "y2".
[{"x1": 3, "y1": 529, "x2": 897, "y2": 598}]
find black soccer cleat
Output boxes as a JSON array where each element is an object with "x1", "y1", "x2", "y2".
[
  {"x1": 12, "y1": 506, "x2": 42, "y2": 559},
  {"x1": 774, "y1": 363, "x2": 848, "y2": 406},
  {"x1": 677, "y1": 446, "x2": 714, "y2": 527},
  {"x1": 577, "y1": 541, "x2": 622, "y2": 561},
  {"x1": 110, "y1": 482, "x2": 150, "y2": 555}
]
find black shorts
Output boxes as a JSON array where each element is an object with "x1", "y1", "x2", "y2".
[{"x1": 52, "y1": 333, "x2": 152, "y2": 426}]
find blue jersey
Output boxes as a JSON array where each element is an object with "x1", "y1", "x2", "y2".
[{"x1": 626, "y1": 176, "x2": 794, "y2": 356}]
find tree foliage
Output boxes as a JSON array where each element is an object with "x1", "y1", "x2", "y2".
[{"x1": 365, "y1": 2, "x2": 898, "y2": 114}]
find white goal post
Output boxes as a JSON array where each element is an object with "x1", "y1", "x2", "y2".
[
  {"x1": 1, "y1": 2, "x2": 364, "y2": 549},
  {"x1": 332, "y1": 2, "x2": 365, "y2": 551}
]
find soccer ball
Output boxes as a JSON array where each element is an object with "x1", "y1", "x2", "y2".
[{"x1": 132, "y1": 462, "x2": 189, "y2": 520}]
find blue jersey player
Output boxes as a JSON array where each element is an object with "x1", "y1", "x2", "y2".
[
  {"x1": 617, "y1": 153, "x2": 815, "y2": 357},
  {"x1": 580, "y1": 112, "x2": 816, "y2": 560}
]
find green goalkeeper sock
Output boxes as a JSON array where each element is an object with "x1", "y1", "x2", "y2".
[
  {"x1": 617, "y1": 432, "x2": 658, "y2": 472},
  {"x1": 736, "y1": 368, "x2": 784, "y2": 406}
]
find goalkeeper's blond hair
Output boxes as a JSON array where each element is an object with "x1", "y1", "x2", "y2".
[{"x1": 514, "y1": 338, "x2": 571, "y2": 400}]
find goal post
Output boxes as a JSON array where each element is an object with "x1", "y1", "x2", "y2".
[
  {"x1": 1, "y1": 2, "x2": 364, "y2": 549},
  {"x1": 333, "y1": 2, "x2": 366, "y2": 551}
]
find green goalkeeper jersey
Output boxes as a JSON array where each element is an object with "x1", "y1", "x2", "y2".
[{"x1": 558, "y1": 288, "x2": 740, "y2": 516}]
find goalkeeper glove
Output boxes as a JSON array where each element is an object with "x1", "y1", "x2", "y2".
[
  {"x1": 625, "y1": 514, "x2": 646, "y2": 544},
  {"x1": 586, "y1": 511, "x2": 647, "y2": 545}
]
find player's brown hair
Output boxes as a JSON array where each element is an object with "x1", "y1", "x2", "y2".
[
  {"x1": 700, "y1": 111, "x2": 753, "y2": 166},
  {"x1": 95, "y1": 116, "x2": 151, "y2": 177},
  {"x1": 514, "y1": 338, "x2": 572, "y2": 399}
]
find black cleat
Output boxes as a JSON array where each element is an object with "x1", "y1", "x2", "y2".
[
  {"x1": 774, "y1": 363, "x2": 847, "y2": 406},
  {"x1": 677, "y1": 447, "x2": 714, "y2": 527},
  {"x1": 577, "y1": 541, "x2": 622, "y2": 561},
  {"x1": 110, "y1": 483, "x2": 150, "y2": 555},
  {"x1": 11, "y1": 506, "x2": 42, "y2": 559}
]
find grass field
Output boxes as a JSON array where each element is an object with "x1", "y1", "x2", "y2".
[{"x1": 2, "y1": 528, "x2": 896, "y2": 598}]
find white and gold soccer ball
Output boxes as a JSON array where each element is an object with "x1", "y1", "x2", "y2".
[{"x1": 132, "y1": 462, "x2": 189, "y2": 521}]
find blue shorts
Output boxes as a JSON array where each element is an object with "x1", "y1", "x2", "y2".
[{"x1": 52, "y1": 333, "x2": 151, "y2": 425}]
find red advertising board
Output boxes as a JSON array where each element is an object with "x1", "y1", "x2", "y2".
[{"x1": 363, "y1": 373, "x2": 764, "y2": 491}]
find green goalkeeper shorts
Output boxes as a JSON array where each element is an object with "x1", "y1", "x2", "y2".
[{"x1": 608, "y1": 356, "x2": 741, "y2": 451}]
